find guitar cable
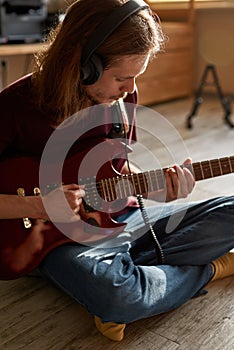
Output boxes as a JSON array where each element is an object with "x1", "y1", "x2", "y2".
[
  {"x1": 116, "y1": 100, "x2": 165, "y2": 265},
  {"x1": 136, "y1": 194, "x2": 165, "y2": 264}
]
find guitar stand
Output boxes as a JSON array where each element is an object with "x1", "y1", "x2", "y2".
[{"x1": 186, "y1": 64, "x2": 234, "y2": 129}]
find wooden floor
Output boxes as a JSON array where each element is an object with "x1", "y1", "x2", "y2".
[{"x1": 1, "y1": 95, "x2": 234, "y2": 350}]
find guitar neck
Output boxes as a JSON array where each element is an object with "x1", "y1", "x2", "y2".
[
  {"x1": 191, "y1": 156, "x2": 234, "y2": 181},
  {"x1": 97, "y1": 155, "x2": 234, "y2": 202}
]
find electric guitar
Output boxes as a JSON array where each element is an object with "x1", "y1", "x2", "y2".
[{"x1": 0, "y1": 138, "x2": 233, "y2": 280}]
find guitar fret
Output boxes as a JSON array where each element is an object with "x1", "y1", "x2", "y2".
[
  {"x1": 130, "y1": 175, "x2": 136, "y2": 196},
  {"x1": 231, "y1": 156, "x2": 234, "y2": 171},
  {"x1": 228, "y1": 157, "x2": 232, "y2": 172},
  {"x1": 209, "y1": 160, "x2": 214, "y2": 178},
  {"x1": 130, "y1": 174, "x2": 136, "y2": 194},
  {"x1": 139, "y1": 173, "x2": 148, "y2": 194},
  {"x1": 108, "y1": 178, "x2": 115, "y2": 201},
  {"x1": 122, "y1": 175, "x2": 128, "y2": 198},
  {"x1": 202, "y1": 160, "x2": 212, "y2": 179},
  {"x1": 96, "y1": 155, "x2": 234, "y2": 203},
  {"x1": 210, "y1": 159, "x2": 220, "y2": 177},
  {"x1": 192, "y1": 163, "x2": 203, "y2": 180},
  {"x1": 116, "y1": 176, "x2": 126, "y2": 199},
  {"x1": 200, "y1": 162, "x2": 205, "y2": 179},
  {"x1": 136, "y1": 173, "x2": 141, "y2": 194},
  {"x1": 115, "y1": 176, "x2": 123, "y2": 200},
  {"x1": 150, "y1": 170, "x2": 157, "y2": 191},
  {"x1": 100, "y1": 179, "x2": 107, "y2": 200},
  {"x1": 122, "y1": 175, "x2": 130, "y2": 198},
  {"x1": 220, "y1": 157, "x2": 231, "y2": 174},
  {"x1": 218, "y1": 158, "x2": 223, "y2": 175},
  {"x1": 147, "y1": 170, "x2": 155, "y2": 191},
  {"x1": 145, "y1": 171, "x2": 153, "y2": 192},
  {"x1": 193, "y1": 156, "x2": 234, "y2": 181},
  {"x1": 146, "y1": 171, "x2": 154, "y2": 191},
  {"x1": 104, "y1": 178, "x2": 111, "y2": 201},
  {"x1": 124, "y1": 175, "x2": 132, "y2": 197},
  {"x1": 133, "y1": 173, "x2": 139, "y2": 194},
  {"x1": 156, "y1": 169, "x2": 165, "y2": 190},
  {"x1": 142, "y1": 173, "x2": 148, "y2": 194}
]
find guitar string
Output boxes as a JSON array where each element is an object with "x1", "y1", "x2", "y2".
[{"x1": 83, "y1": 157, "x2": 234, "y2": 201}]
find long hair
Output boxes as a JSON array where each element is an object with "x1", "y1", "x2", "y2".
[{"x1": 32, "y1": 0, "x2": 165, "y2": 123}]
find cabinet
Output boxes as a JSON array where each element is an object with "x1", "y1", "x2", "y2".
[
  {"x1": 0, "y1": 1, "x2": 195, "y2": 104},
  {"x1": 0, "y1": 44, "x2": 41, "y2": 90},
  {"x1": 137, "y1": 0, "x2": 195, "y2": 105}
]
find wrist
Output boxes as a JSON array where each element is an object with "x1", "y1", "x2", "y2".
[{"x1": 22, "y1": 195, "x2": 45, "y2": 220}]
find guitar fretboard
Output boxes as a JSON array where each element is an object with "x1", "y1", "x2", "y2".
[
  {"x1": 92, "y1": 155, "x2": 234, "y2": 202},
  {"x1": 192, "y1": 156, "x2": 234, "y2": 181}
]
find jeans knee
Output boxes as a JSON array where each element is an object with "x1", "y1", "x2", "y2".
[{"x1": 93, "y1": 284, "x2": 135, "y2": 322}]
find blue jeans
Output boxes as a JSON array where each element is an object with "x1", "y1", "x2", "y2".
[{"x1": 39, "y1": 196, "x2": 234, "y2": 323}]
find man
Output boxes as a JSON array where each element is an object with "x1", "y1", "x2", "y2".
[{"x1": 0, "y1": 0, "x2": 233, "y2": 342}]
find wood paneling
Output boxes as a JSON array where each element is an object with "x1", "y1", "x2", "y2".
[{"x1": 137, "y1": 22, "x2": 194, "y2": 105}]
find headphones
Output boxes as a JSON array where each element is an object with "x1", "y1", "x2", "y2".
[{"x1": 80, "y1": 0, "x2": 149, "y2": 85}]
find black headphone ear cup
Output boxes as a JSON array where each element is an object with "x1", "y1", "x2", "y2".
[{"x1": 81, "y1": 53, "x2": 104, "y2": 85}]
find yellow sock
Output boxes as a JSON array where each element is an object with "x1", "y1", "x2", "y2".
[
  {"x1": 211, "y1": 252, "x2": 234, "y2": 281},
  {"x1": 94, "y1": 316, "x2": 126, "y2": 341}
]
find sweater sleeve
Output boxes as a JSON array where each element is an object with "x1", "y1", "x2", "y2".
[{"x1": 0, "y1": 88, "x2": 17, "y2": 157}]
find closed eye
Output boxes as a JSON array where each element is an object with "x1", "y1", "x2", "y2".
[{"x1": 115, "y1": 77, "x2": 127, "y2": 82}]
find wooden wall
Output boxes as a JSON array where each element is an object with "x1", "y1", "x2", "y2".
[
  {"x1": 1, "y1": 0, "x2": 196, "y2": 105},
  {"x1": 195, "y1": 7, "x2": 234, "y2": 96},
  {"x1": 137, "y1": 21, "x2": 194, "y2": 105}
]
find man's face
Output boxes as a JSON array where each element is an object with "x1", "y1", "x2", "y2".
[{"x1": 85, "y1": 54, "x2": 150, "y2": 104}]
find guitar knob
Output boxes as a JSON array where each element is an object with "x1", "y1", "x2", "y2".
[
  {"x1": 33, "y1": 187, "x2": 41, "y2": 196},
  {"x1": 17, "y1": 187, "x2": 32, "y2": 229},
  {"x1": 17, "y1": 187, "x2": 25, "y2": 197}
]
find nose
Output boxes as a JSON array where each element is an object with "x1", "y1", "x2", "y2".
[{"x1": 121, "y1": 78, "x2": 136, "y2": 94}]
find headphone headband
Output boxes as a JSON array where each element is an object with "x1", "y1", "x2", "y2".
[
  {"x1": 81, "y1": 0, "x2": 149, "y2": 66},
  {"x1": 81, "y1": 0, "x2": 149, "y2": 85}
]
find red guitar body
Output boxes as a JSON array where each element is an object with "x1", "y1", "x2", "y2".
[
  {"x1": 3, "y1": 135, "x2": 231, "y2": 281},
  {"x1": 0, "y1": 139, "x2": 128, "y2": 280}
]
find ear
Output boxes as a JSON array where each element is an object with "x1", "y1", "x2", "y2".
[{"x1": 81, "y1": 53, "x2": 104, "y2": 85}]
